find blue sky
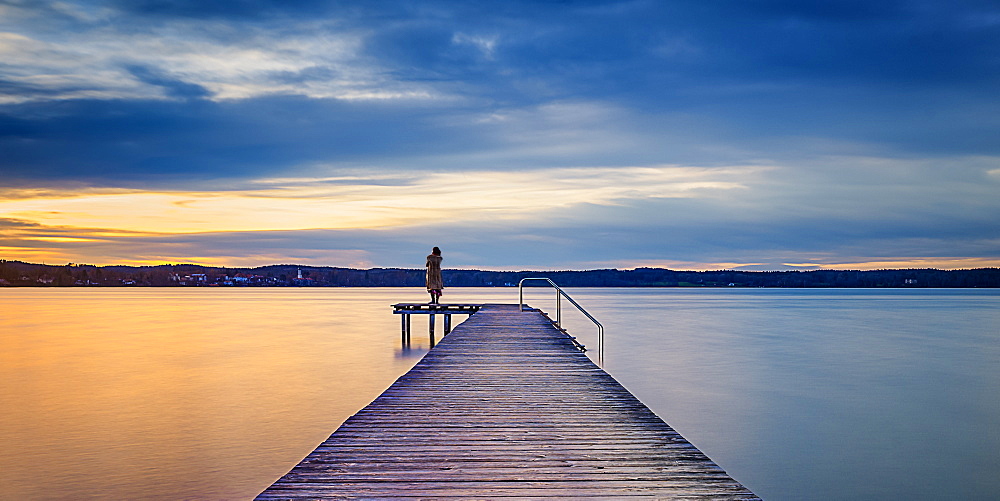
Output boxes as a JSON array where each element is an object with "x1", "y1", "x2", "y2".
[{"x1": 1, "y1": 0, "x2": 998, "y2": 270}]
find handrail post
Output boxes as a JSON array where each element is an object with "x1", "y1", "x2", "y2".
[
  {"x1": 555, "y1": 288, "x2": 561, "y2": 327},
  {"x1": 518, "y1": 277, "x2": 603, "y2": 366}
]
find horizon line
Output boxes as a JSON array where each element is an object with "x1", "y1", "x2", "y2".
[{"x1": 4, "y1": 259, "x2": 998, "y2": 274}]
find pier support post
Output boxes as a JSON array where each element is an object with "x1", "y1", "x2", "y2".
[
  {"x1": 401, "y1": 314, "x2": 407, "y2": 343},
  {"x1": 429, "y1": 314, "x2": 436, "y2": 347},
  {"x1": 392, "y1": 303, "x2": 482, "y2": 347}
]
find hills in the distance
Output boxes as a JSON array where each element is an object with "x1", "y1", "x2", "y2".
[{"x1": 2, "y1": 260, "x2": 998, "y2": 288}]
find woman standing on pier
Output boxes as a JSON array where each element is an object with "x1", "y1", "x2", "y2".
[{"x1": 426, "y1": 247, "x2": 444, "y2": 304}]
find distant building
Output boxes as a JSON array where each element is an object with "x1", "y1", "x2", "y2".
[
  {"x1": 292, "y1": 276, "x2": 316, "y2": 286},
  {"x1": 170, "y1": 273, "x2": 208, "y2": 286}
]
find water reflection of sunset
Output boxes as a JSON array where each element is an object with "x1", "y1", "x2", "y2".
[{"x1": 0, "y1": 288, "x2": 452, "y2": 500}]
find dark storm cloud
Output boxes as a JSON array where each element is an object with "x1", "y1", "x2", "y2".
[
  {"x1": 105, "y1": 0, "x2": 344, "y2": 20},
  {"x1": 0, "y1": 96, "x2": 507, "y2": 185},
  {"x1": 124, "y1": 65, "x2": 211, "y2": 100},
  {"x1": 8, "y1": 7, "x2": 1000, "y2": 114},
  {"x1": 2, "y1": 0, "x2": 997, "y2": 182},
  {"x1": 657, "y1": 0, "x2": 999, "y2": 82},
  {"x1": 0, "y1": 78, "x2": 73, "y2": 100}
]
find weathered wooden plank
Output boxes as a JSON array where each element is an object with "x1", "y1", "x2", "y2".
[
  {"x1": 260, "y1": 481, "x2": 756, "y2": 499},
  {"x1": 257, "y1": 304, "x2": 757, "y2": 499}
]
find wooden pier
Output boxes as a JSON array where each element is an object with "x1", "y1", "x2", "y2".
[
  {"x1": 258, "y1": 304, "x2": 757, "y2": 499},
  {"x1": 393, "y1": 303, "x2": 481, "y2": 347}
]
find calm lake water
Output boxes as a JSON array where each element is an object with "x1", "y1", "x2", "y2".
[{"x1": 1, "y1": 287, "x2": 998, "y2": 500}]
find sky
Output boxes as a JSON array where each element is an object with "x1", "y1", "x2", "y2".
[{"x1": 1, "y1": 0, "x2": 999, "y2": 271}]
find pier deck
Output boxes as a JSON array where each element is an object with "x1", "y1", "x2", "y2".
[
  {"x1": 393, "y1": 303, "x2": 482, "y2": 344},
  {"x1": 258, "y1": 304, "x2": 757, "y2": 499}
]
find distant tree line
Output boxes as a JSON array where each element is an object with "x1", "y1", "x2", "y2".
[{"x1": 2, "y1": 260, "x2": 998, "y2": 288}]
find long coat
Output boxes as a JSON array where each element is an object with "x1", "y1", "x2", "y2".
[{"x1": 426, "y1": 254, "x2": 444, "y2": 290}]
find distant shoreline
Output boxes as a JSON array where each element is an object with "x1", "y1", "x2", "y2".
[{"x1": 2, "y1": 260, "x2": 998, "y2": 288}]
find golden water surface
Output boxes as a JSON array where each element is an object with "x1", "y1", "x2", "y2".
[
  {"x1": 1, "y1": 288, "x2": 510, "y2": 500},
  {"x1": 3, "y1": 287, "x2": 999, "y2": 500}
]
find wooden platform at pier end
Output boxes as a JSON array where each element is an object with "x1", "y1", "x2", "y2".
[{"x1": 257, "y1": 304, "x2": 758, "y2": 499}]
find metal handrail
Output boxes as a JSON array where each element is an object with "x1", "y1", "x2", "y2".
[{"x1": 518, "y1": 277, "x2": 604, "y2": 366}]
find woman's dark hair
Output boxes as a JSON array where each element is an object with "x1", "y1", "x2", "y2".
[{"x1": 432, "y1": 246, "x2": 441, "y2": 255}]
